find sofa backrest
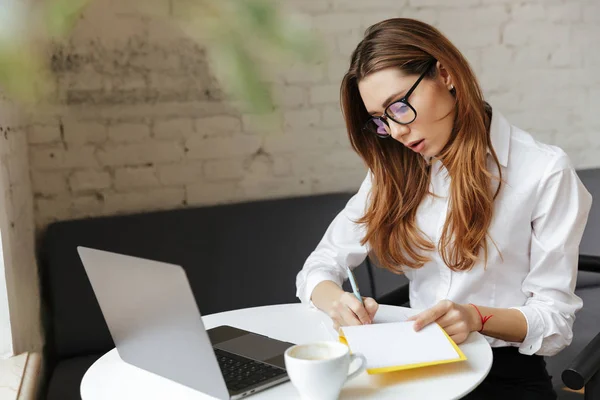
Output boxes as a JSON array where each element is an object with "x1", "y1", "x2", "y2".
[{"x1": 38, "y1": 192, "x2": 403, "y2": 362}]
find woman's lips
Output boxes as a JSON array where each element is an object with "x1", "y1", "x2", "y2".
[{"x1": 408, "y1": 139, "x2": 425, "y2": 152}]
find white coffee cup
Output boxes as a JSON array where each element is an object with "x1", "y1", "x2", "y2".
[{"x1": 284, "y1": 341, "x2": 367, "y2": 400}]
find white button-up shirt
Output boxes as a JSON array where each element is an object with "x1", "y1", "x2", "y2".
[{"x1": 296, "y1": 109, "x2": 593, "y2": 357}]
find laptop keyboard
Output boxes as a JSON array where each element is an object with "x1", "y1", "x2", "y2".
[{"x1": 214, "y1": 348, "x2": 287, "y2": 392}]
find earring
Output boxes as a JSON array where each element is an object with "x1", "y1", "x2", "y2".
[{"x1": 450, "y1": 84, "x2": 454, "y2": 90}]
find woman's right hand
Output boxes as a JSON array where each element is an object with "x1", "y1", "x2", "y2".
[{"x1": 329, "y1": 292, "x2": 379, "y2": 331}]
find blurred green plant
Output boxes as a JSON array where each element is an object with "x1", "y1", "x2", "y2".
[{"x1": 0, "y1": 0, "x2": 321, "y2": 112}]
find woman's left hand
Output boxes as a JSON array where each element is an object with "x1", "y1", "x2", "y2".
[{"x1": 407, "y1": 300, "x2": 482, "y2": 344}]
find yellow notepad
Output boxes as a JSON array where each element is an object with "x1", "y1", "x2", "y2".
[{"x1": 339, "y1": 321, "x2": 467, "y2": 375}]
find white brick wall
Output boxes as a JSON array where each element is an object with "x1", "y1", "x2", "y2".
[{"x1": 24, "y1": 0, "x2": 600, "y2": 227}]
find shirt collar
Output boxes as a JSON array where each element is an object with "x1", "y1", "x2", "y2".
[{"x1": 488, "y1": 109, "x2": 510, "y2": 168}]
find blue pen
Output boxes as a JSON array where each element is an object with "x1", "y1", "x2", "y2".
[{"x1": 346, "y1": 266, "x2": 363, "y2": 305}]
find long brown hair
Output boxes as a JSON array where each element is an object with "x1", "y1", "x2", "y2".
[{"x1": 341, "y1": 18, "x2": 502, "y2": 273}]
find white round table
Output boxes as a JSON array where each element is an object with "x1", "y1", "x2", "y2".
[{"x1": 81, "y1": 304, "x2": 492, "y2": 400}]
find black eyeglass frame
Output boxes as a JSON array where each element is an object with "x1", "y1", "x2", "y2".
[{"x1": 363, "y1": 60, "x2": 437, "y2": 138}]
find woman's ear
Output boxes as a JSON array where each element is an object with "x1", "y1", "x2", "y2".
[{"x1": 436, "y1": 61, "x2": 454, "y2": 91}]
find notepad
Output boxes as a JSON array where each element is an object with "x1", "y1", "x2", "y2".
[{"x1": 339, "y1": 321, "x2": 467, "y2": 374}]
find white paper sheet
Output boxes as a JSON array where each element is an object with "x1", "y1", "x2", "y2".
[{"x1": 340, "y1": 321, "x2": 460, "y2": 370}]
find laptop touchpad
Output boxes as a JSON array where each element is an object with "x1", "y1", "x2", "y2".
[{"x1": 214, "y1": 333, "x2": 292, "y2": 362}]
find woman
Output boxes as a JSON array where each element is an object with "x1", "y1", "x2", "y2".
[{"x1": 295, "y1": 18, "x2": 592, "y2": 399}]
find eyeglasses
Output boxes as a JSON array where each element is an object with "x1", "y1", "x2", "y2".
[{"x1": 362, "y1": 61, "x2": 435, "y2": 138}]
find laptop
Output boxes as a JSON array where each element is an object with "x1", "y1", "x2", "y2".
[{"x1": 77, "y1": 246, "x2": 293, "y2": 399}]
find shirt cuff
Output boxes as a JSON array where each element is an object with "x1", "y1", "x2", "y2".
[
  {"x1": 298, "y1": 270, "x2": 344, "y2": 307},
  {"x1": 510, "y1": 306, "x2": 545, "y2": 355}
]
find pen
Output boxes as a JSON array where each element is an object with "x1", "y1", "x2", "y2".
[{"x1": 346, "y1": 266, "x2": 363, "y2": 305}]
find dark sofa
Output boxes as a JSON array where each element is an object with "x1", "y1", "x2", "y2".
[
  {"x1": 37, "y1": 169, "x2": 600, "y2": 400},
  {"x1": 37, "y1": 191, "x2": 407, "y2": 400}
]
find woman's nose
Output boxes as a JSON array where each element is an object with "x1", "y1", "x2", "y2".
[{"x1": 388, "y1": 120, "x2": 410, "y2": 141}]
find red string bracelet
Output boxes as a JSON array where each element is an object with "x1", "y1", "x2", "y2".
[{"x1": 469, "y1": 303, "x2": 493, "y2": 333}]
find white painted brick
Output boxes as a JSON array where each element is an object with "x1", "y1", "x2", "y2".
[
  {"x1": 69, "y1": 170, "x2": 111, "y2": 192},
  {"x1": 321, "y1": 105, "x2": 345, "y2": 128},
  {"x1": 486, "y1": 92, "x2": 521, "y2": 113},
  {"x1": 264, "y1": 129, "x2": 341, "y2": 153},
  {"x1": 334, "y1": 0, "x2": 408, "y2": 11},
  {"x1": 513, "y1": 45, "x2": 552, "y2": 68},
  {"x1": 238, "y1": 177, "x2": 312, "y2": 202},
  {"x1": 584, "y1": 47, "x2": 600, "y2": 68},
  {"x1": 59, "y1": 65, "x2": 105, "y2": 92},
  {"x1": 322, "y1": 149, "x2": 364, "y2": 170},
  {"x1": 517, "y1": 68, "x2": 589, "y2": 90},
  {"x1": 108, "y1": 0, "x2": 170, "y2": 16},
  {"x1": 321, "y1": 35, "x2": 339, "y2": 58},
  {"x1": 571, "y1": 25, "x2": 599, "y2": 49},
  {"x1": 550, "y1": 46, "x2": 582, "y2": 68},
  {"x1": 63, "y1": 120, "x2": 107, "y2": 145},
  {"x1": 587, "y1": 128, "x2": 600, "y2": 148},
  {"x1": 103, "y1": 187, "x2": 185, "y2": 214},
  {"x1": 97, "y1": 141, "x2": 184, "y2": 166},
  {"x1": 509, "y1": 3, "x2": 546, "y2": 21},
  {"x1": 6, "y1": 155, "x2": 30, "y2": 186},
  {"x1": 291, "y1": 149, "x2": 364, "y2": 178},
  {"x1": 401, "y1": 8, "x2": 439, "y2": 25},
  {"x1": 71, "y1": 194, "x2": 104, "y2": 218},
  {"x1": 547, "y1": 3, "x2": 582, "y2": 23},
  {"x1": 461, "y1": 48, "x2": 482, "y2": 74},
  {"x1": 583, "y1": 4, "x2": 600, "y2": 23},
  {"x1": 243, "y1": 153, "x2": 270, "y2": 177},
  {"x1": 157, "y1": 162, "x2": 204, "y2": 185},
  {"x1": 289, "y1": 1, "x2": 331, "y2": 14},
  {"x1": 480, "y1": 46, "x2": 514, "y2": 71},
  {"x1": 195, "y1": 116, "x2": 242, "y2": 137},
  {"x1": 204, "y1": 158, "x2": 246, "y2": 181},
  {"x1": 284, "y1": 109, "x2": 321, "y2": 130},
  {"x1": 25, "y1": 0, "x2": 600, "y2": 229},
  {"x1": 480, "y1": 0, "x2": 515, "y2": 3},
  {"x1": 309, "y1": 84, "x2": 340, "y2": 105},
  {"x1": 115, "y1": 166, "x2": 160, "y2": 189},
  {"x1": 153, "y1": 118, "x2": 193, "y2": 139},
  {"x1": 186, "y1": 135, "x2": 261, "y2": 160},
  {"x1": 590, "y1": 88, "x2": 600, "y2": 114},
  {"x1": 36, "y1": 196, "x2": 70, "y2": 223},
  {"x1": 313, "y1": 13, "x2": 362, "y2": 33},
  {"x1": 31, "y1": 171, "x2": 68, "y2": 195},
  {"x1": 509, "y1": 109, "x2": 573, "y2": 135},
  {"x1": 567, "y1": 146, "x2": 600, "y2": 170},
  {"x1": 148, "y1": 73, "x2": 193, "y2": 93},
  {"x1": 277, "y1": 63, "x2": 326, "y2": 84},
  {"x1": 311, "y1": 168, "x2": 366, "y2": 193},
  {"x1": 272, "y1": 86, "x2": 308, "y2": 109},
  {"x1": 409, "y1": 0, "x2": 478, "y2": 6},
  {"x1": 31, "y1": 145, "x2": 98, "y2": 170},
  {"x1": 242, "y1": 113, "x2": 283, "y2": 135},
  {"x1": 517, "y1": 87, "x2": 586, "y2": 113},
  {"x1": 360, "y1": 13, "x2": 395, "y2": 33},
  {"x1": 336, "y1": 29, "x2": 364, "y2": 57},
  {"x1": 108, "y1": 122, "x2": 151, "y2": 143},
  {"x1": 108, "y1": 74, "x2": 147, "y2": 91},
  {"x1": 553, "y1": 127, "x2": 593, "y2": 152},
  {"x1": 444, "y1": 27, "x2": 499, "y2": 49},
  {"x1": 186, "y1": 181, "x2": 239, "y2": 206},
  {"x1": 327, "y1": 58, "x2": 350, "y2": 84},
  {"x1": 69, "y1": 10, "x2": 147, "y2": 48},
  {"x1": 27, "y1": 125, "x2": 61, "y2": 144},
  {"x1": 272, "y1": 155, "x2": 293, "y2": 177},
  {"x1": 503, "y1": 22, "x2": 569, "y2": 47},
  {"x1": 439, "y1": 6, "x2": 509, "y2": 31}
]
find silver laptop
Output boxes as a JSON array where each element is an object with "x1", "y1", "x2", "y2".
[{"x1": 77, "y1": 246, "x2": 292, "y2": 399}]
